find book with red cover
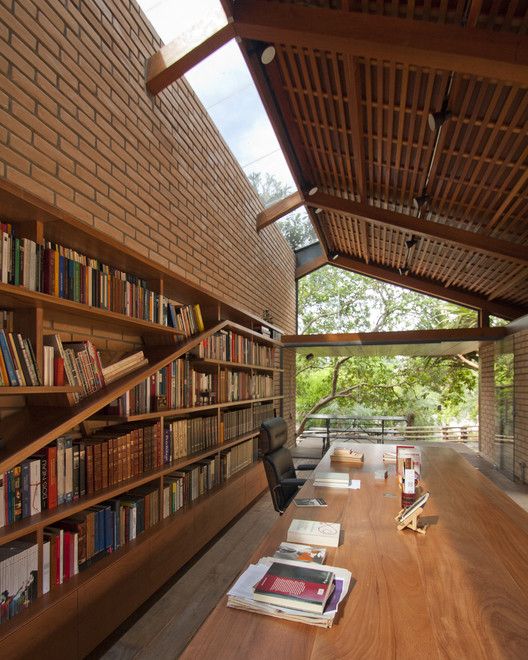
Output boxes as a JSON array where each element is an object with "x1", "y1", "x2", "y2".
[{"x1": 253, "y1": 562, "x2": 335, "y2": 614}]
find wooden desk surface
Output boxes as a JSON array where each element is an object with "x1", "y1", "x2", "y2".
[{"x1": 181, "y1": 445, "x2": 528, "y2": 659}]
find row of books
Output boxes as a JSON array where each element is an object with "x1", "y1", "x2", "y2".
[
  {"x1": 105, "y1": 361, "x2": 275, "y2": 417},
  {"x1": 45, "y1": 335, "x2": 146, "y2": 397},
  {"x1": 0, "y1": 223, "x2": 205, "y2": 332},
  {"x1": 0, "y1": 422, "x2": 162, "y2": 528},
  {"x1": 166, "y1": 301, "x2": 204, "y2": 337},
  {"x1": 222, "y1": 407, "x2": 253, "y2": 441},
  {"x1": 0, "y1": 540, "x2": 38, "y2": 624},
  {"x1": 194, "y1": 329, "x2": 276, "y2": 366},
  {"x1": 163, "y1": 416, "x2": 218, "y2": 461},
  {"x1": 0, "y1": 329, "x2": 41, "y2": 387},
  {"x1": 104, "y1": 357, "x2": 217, "y2": 416},
  {"x1": 218, "y1": 370, "x2": 274, "y2": 402},
  {"x1": 254, "y1": 403, "x2": 276, "y2": 431},
  {"x1": 0, "y1": 223, "x2": 164, "y2": 323},
  {"x1": 42, "y1": 485, "x2": 160, "y2": 593}
]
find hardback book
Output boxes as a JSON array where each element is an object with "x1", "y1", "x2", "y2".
[
  {"x1": 287, "y1": 519, "x2": 341, "y2": 548},
  {"x1": 253, "y1": 561, "x2": 335, "y2": 614},
  {"x1": 273, "y1": 542, "x2": 326, "y2": 564}
]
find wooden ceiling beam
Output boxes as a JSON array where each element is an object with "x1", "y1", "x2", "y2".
[
  {"x1": 256, "y1": 191, "x2": 304, "y2": 232},
  {"x1": 333, "y1": 254, "x2": 526, "y2": 320},
  {"x1": 295, "y1": 255, "x2": 328, "y2": 279},
  {"x1": 282, "y1": 326, "x2": 507, "y2": 347},
  {"x1": 306, "y1": 192, "x2": 528, "y2": 267},
  {"x1": 233, "y1": 2, "x2": 528, "y2": 85},
  {"x1": 146, "y1": 23, "x2": 236, "y2": 95}
]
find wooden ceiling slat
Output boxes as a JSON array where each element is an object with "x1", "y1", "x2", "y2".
[
  {"x1": 325, "y1": 53, "x2": 355, "y2": 196},
  {"x1": 306, "y1": 51, "x2": 344, "y2": 193},
  {"x1": 384, "y1": 62, "x2": 397, "y2": 205},
  {"x1": 486, "y1": 145, "x2": 528, "y2": 233},
  {"x1": 487, "y1": 265, "x2": 527, "y2": 301},
  {"x1": 461, "y1": 88, "x2": 528, "y2": 229},
  {"x1": 444, "y1": 83, "x2": 505, "y2": 224},
  {"x1": 346, "y1": 57, "x2": 367, "y2": 201},
  {"x1": 298, "y1": 49, "x2": 338, "y2": 191}
]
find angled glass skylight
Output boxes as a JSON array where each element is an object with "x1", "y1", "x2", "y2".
[{"x1": 138, "y1": 0, "x2": 316, "y2": 248}]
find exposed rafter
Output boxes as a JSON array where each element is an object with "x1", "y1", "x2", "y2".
[
  {"x1": 146, "y1": 23, "x2": 236, "y2": 95},
  {"x1": 256, "y1": 191, "x2": 304, "y2": 232},
  {"x1": 295, "y1": 255, "x2": 327, "y2": 279},
  {"x1": 306, "y1": 192, "x2": 528, "y2": 267},
  {"x1": 232, "y1": 2, "x2": 528, "y2": 86},
  {"x1": 333, "y1": 254, "x2": 526, "y2": 320}
]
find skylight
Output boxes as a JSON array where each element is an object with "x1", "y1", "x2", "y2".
[{"x1": 138, "y1": 0, "x2": 316, "y2": 249}]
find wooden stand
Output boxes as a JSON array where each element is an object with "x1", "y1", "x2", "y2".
[{"x1": 395, "y1": 507, "x2": 428, "y2": 534}]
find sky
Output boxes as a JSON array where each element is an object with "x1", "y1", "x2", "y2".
[{"x1": 138, "y1": 0, "x2": 296, "y2": 188}]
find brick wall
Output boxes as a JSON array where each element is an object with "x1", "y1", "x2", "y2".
[
  {"x1": 0, "y1": 1, "x2": 296, "y2": 429},
  {"x1": 514, "y1": 329, "x2": 528, "y2": 482},
  {"x1": 479, "y1": 330, "x2": 528, "y2": 483},
  {"x1": 478, "y1": 342, "x2": 495, "y2": 463}
]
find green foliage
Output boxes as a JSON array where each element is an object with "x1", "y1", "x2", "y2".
[
  {"x1": 297, "y1": 266, "x2": 480, "y2": 428},
  {"x1": 248, "y1": 172, "x2": 316, "y2": 250}
]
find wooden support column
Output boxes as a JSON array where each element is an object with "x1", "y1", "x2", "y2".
[{"x1": 478, "y1": 310, "x2": 490, "y2": 328}]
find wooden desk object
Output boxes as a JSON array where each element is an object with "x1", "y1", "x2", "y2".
[{"x1": 182, "y1": 444, "x2": 528, "y2": 660}]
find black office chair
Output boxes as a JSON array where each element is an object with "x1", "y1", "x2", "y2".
[{"x1": 260, "y1": 417, "x2": 317, "y2": 514}]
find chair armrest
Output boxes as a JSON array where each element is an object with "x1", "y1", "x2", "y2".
[
  {"x1": 278, "y1": 478, "x2": 306, "y2": 487},
  {"x1": 297, "y1": 463, "x2": 317, "y2": 471}
]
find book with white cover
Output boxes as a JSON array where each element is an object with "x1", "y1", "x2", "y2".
[
  {"x1": 315, "y1": 471, "x2": 349, "y2": 483},
  {"x1": 287, "y1": 519, "x2": 341, "y2": 548},
  {"x1": 313, "y1": 471, "x2": 351, "y2": 489}
]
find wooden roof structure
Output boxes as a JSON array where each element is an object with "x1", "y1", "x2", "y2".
[{"x1": 147, "y1": 0, "x2": 528, "y2": 320}]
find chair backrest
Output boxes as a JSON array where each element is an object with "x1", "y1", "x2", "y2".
[{"x1": 260, "y1": 417, "x2": 297, "y2": 513}]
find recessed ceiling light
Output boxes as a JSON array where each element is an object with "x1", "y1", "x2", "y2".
[
  {"x1": 307, "y1": 186, "x2": 318, "y2": 196},
  {"x1": 260, "y1": 46, "x2": 276, "y2": 65}
]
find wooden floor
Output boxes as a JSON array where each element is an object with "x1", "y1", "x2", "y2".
[{"x1": 92, "y1": 445, "x2": 528, "y2": 660}]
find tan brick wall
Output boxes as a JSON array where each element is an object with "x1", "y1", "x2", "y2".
[
  {"x1": 479, "y1": 341, "x2": 495, "y2": 462},
  {"x1": 0, "y1": 0, "x2": 296, "y2": 427},
  {"x1": 480, "y1": 331, "x2": 528, "y2": 483},
  {"x1": 514, "y1": 329, "x2": 528, "y2": 482}
]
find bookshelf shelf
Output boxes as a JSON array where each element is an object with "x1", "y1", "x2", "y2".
[
  {"x1": 0, "y1": 430, "x2": 260, "y2": 545},
  {"x1": 0, "y1": 385, "x2": 82, "y2": 394},
  {"x1": 90, "y1": 396, "x2": 285, "y2": 422},
  {"x1": 0, "y1": 282, "x2": 184, "y2": 337},
  {"x1": 192, "y1": 357, "x2": 283, "y2": 372}
]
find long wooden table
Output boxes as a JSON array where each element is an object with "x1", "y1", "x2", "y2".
[{"x1": 181, "y1": 445, "x2": 528, "y2": 659}]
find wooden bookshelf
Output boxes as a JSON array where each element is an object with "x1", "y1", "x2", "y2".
[
  {"x1": 0, "y1": 282, "x2": 184, "y2": 337},
  {"x1": 0, "y1": 385, "x2": 82, "y2": 394},
  {"x1": 0, "y1": 430, "x2": 259, "y2": 545},
  {"x1": 0, "y1": 179, "x2": 284, "y2": 657},
  {"x1": 90, "y1": 395, "x2": 285, "y2": 423},
  {"x1": 0, "y1": 460, "x2": 267, "y2": 659},
  {"x1": 192, "y1": 357, "x2": 284, "y2": 372}
]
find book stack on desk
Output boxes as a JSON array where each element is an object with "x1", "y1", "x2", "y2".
[
  {"x1": 330, "y1": 448, "x2": 364, "y2": 465},
  {"x1": 227, "y1": 556, "x2": 352, "y2": 628}
]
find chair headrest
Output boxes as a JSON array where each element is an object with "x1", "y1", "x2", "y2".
[{"x1": 260, "y1": 417, "x2": 288, "y2": 454}]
